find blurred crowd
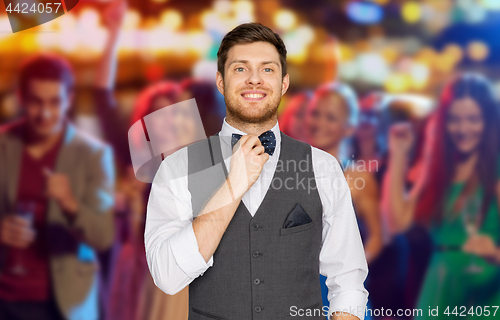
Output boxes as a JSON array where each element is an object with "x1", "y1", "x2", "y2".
[{"x1": 1, "y1": 0, "x2": 500, "y2": 320}]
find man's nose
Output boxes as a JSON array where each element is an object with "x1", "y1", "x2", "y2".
[
  {"x1": 245, "y1": 69, "x2": 263, "y2": 86},
  {"x1": 41, "y1": 105, "x2": 52, "y2": 119}
]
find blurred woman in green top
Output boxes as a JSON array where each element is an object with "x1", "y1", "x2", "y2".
[{"x1": 384, "y1": 73, "x2": 500, "y2": 319}]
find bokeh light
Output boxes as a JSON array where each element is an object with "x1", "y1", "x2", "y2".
[
  {"x1": 233, "y1": 0, "x2": 254, "y2": 15},
  {"x1": 346, "y1": 1, "x2": 384, "y2": 25},
  {"x1": 443, "y1": 43, "x2": 464, "y2": 64},
  {"x1": 0, "y1": 0, "x2": 497, "y2": 96},
  {"x1": 160, "y1": 10, "x2": 183, "y2": 31},
  {"x1": 79, "y1": 8, "x2": 101, "y2": 30},
  {"x1": 409, "y1": 62, "x2": 430, "y2": 89},
  {"x1": 214, "y1": 0, "x2": 232, "y2": 14},
  {"x1": 357, "y1": 53, "x2": 389, "y2": 85},
  {"x1": 123, "y1": 10, "x2": 141, "y2": 31},
  {"x1": 384, "y1": 73, "x2": 411, "y2": 93},
  {"x1": 274, "y1": 9, "x2": 297, "y2": 31},
  {"x1": 480, "y1": 0, "x2": 500, "y2": 10},
  {"x1": 467, "y1": 41, "x2": 489, "y2": 61},
  {"x1": 401, "y1": 1, "x2": 422, "y2": 24}
]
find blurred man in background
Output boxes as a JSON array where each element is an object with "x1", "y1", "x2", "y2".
[{"x1": 0, "y1": 54, "x2": 115, "y2": 320}]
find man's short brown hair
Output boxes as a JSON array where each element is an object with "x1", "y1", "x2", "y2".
[
  {"x1": 217, "y1": 22, "x2": 287, "y2": 79},
  {"x1": 19, "y1": 53, "x2": 74, "y2": 99}
]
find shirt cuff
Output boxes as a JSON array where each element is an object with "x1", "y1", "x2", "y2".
[
  {"x1": 329, "y1": 290, "x2": 368, "y2": 320},
  {"x1": 169, "y1": 222, "x2": 214, "y2": 279}
]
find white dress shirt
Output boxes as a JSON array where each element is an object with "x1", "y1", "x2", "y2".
[{"x1": 145, "y1": 118, "x2": 369, "y2": 320}]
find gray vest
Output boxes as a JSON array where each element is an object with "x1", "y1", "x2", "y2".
[{"x1": 187, "y1": 132, "x2": 324, "y2": 320}]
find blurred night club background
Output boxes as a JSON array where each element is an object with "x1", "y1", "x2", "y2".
[{"x1": 1, "y1": 0, "x2": 500, "y2": 319}]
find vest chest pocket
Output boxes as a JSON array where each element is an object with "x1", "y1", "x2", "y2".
[
  {"x1": 280, "y1": 221, "x2": 315, "y2": 236},
  {"x1": 191, "y1": 307, "x2": 227, "y2": 320}
]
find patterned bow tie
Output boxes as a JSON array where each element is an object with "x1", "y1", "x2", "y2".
[{"x1": 231, "y1": 130, "x2": 276, "y2": 156}]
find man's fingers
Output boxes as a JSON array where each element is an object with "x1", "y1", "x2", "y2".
[
  {"x1": 235, "y1": 134, "x2": 250, "y2": 145},
  {"x1": 260, "y1": 152, "x2": 270, "y2": 163},
  {"x1": 10, "y1": 229, "x2": 35, "y2": 243},
  {"x1": 2, "y1": 225, "x2": 35, "y2": 247},
  {"x1": 232, "y1": 135, "x2": 246, "y2": 153},
  {"x1": 252, "y1": 145, "x2": 265, "y2": 156},
  {"x1": 235, "y1": 134, "x2": 274, "y2": 154},
  {"x1": 4, "y1": 222, "x2": 33, "y2": 235},
  {"x1": 239, "y1": 135, "x2": 261, "y2": 149},
  {"x1": 248, "y1": 136, "x2": 262, "y2": 149},
  {"x1": 6, "y1": 216, "x2": 31, "y2": 228},
  {"x1": 5, "y1": 236, "x2": 34, "y2": 249},
  {"x1": 250, "y1": 152, "x2": 269, "y2": 166}
]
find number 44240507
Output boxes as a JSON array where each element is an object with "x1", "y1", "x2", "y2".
[
  {"x1": 6, "y1": 2, "x2": 62, "y2": 14},
  {"x1": 444, "y1": 306, "x2": 499, "y2": 317}
]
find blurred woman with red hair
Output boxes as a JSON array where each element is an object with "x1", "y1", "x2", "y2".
[
  {"x1": 278, "y1": 90, "x2": 311, "y2": 141},
  {"x1": 92, "y1": 1, "x2": 222, "y2": 319},
  {"x1": 305, "y1": 82, "x2": 383, "y2": 313},
  {"x1": 385, "y1": 73, "x2": 500, "y2": 318},
  {"x1": 306, "y1": 82, "x2": 383, "y2": 262},
  {"x1": 104, "y1": 80, "x2": 186, "y2": 320}
]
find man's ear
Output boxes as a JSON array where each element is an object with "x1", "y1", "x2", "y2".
[
  {"x1": 281, "y1": 74, "x2": 290, "y2": 96},
  {"x1": 216, "y1": 71, "x2": 225, "y2": 96}
]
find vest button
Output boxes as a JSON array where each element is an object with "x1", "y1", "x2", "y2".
[
  {"x1": 253, "y1": 278, "x2": 261, "y2": 285},
  {"x1": 254, "y1": 306, "x2": 262, "y2": 312},
  {"x1": 252, "y1": 224, "x2": 259, "y2": 230},
  {"x1": 252, "y1": 251, "x2": 260, "y2": 258}
]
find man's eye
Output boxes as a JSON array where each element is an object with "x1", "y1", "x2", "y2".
[
  {"x1": 264, "y1": 68, "x2": 273, "y2": 72},
  {"x1": 235, "y1": 67, "x2": 245, "y2": 72}
]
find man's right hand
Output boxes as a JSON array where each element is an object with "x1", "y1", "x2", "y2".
[
  {"x1": 103, "y1": 0, "x2": 127, "y2": 32},
  {"x1": 227, "y1": 135, "x2": 270, "y2": 199},
  {"x1": 0, "y1": 216, "x2": 35, "y2": 249}
]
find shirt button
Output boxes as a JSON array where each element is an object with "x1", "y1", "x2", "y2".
[
  {"x1": 253, "y1": 278, "x2": 261, "y2": 285},
  {"x1": 252, "y1": 224, "x2": 259, "y2": 230},
  {"x1": 254, "y1": 306, "x2": 262, "y2": 312},
  {"x1": 252, "y1": 251, "x2": 260, "y2": 258}
]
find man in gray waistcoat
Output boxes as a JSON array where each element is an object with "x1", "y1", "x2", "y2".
[{"x1": 145, "y1": 22, "x2": 368, "y2": 320}]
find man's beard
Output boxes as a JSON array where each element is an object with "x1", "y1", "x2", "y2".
[{"x1": 224, "y1": 85, "x2": 282, "y2": 124}]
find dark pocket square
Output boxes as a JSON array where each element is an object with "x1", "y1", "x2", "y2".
[{"x1": 283, "y1": 203, "x2": 312, "y2": 228}]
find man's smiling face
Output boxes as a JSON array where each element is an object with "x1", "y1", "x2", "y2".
[{"x1": 216, "y1": 41, "x2": 289, "y2": 124}]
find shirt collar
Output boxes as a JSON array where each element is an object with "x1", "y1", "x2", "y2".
[{"x1": 219, "y1": 117, "x2": 281, "y2": 155}]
